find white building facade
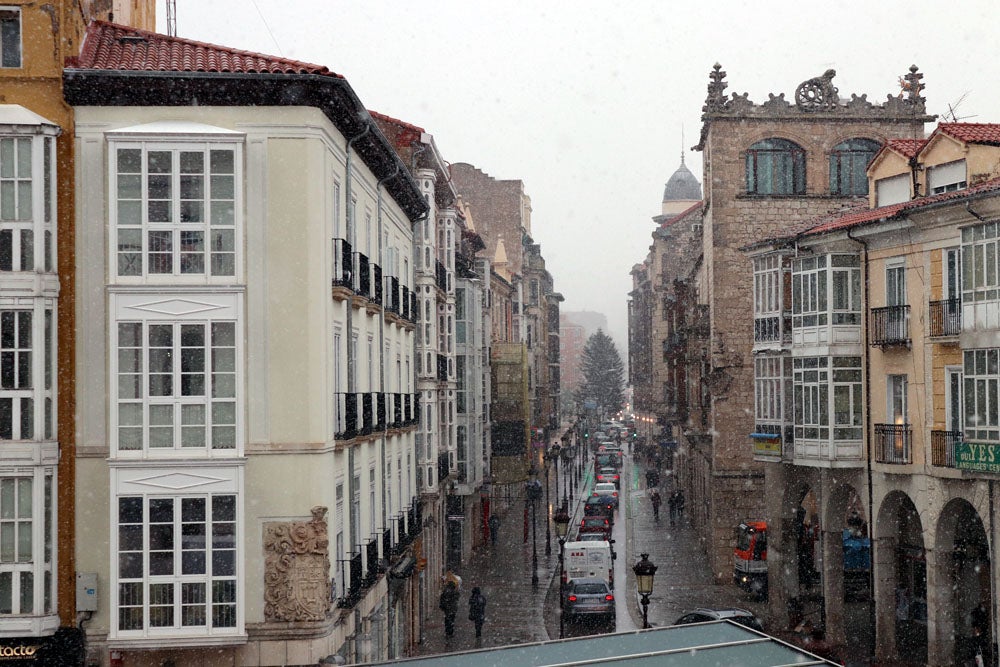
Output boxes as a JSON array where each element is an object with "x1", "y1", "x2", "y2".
[{"x1": 67, "y1": 22, "x2": 426, "y2": 666}]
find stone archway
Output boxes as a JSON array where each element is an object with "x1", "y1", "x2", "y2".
[
  {"x1": 935, "y1": 497, "x2": 992, "y2": 666},
  {"x1": 774, "y1": 481, "x2": 824, "y2": 632},
  {"x1": 874, "y1": 490, "x2": 927, "y2": 664}
]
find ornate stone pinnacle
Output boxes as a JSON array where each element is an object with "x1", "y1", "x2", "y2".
[{"x1": 704, "y1": 63, "x2": 728, "y2": 112}]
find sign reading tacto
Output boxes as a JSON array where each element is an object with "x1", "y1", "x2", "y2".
[{"x1": 955, "y1": 442, "x2": 1000, "y2": 473}]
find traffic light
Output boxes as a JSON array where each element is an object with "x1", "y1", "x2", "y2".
[{"x1": 584, "y1": 430, "x2": 590, "y2": 440}]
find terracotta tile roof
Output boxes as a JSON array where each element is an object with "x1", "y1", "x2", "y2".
[
  {"x1": 659, "y1": 201, "x2": 703, "y2": 228},
  {"x1": 886, "y1": 138, "x2": 926, "y2": 158},
  {"x1": 798, "y1": 175, "x2": 1000, "y2": 238},
  {"x1": 369, "y1": 111, "x2": 424, "y2": 134},
  {"x1": 938, "y1": 123, "x2": 1000, "y2": 145},
  {"x1": 70, "y1": 20, "x2": 341, "y2": 78},
  {"x1": 369, "y1": 110, "x2": 425, "y2": 150}
]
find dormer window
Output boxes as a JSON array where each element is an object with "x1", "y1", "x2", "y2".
[
  {"x1": 928, "y1": 160, "x2": 967, "y2": 194},
  {"x1": 875, "y1": 173, "x2": 910, "y2": 207},
  {"x1": 0, "y1": 9, "x2": 20, "y2": 69}
]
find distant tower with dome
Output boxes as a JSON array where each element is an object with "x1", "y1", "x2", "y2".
[{"x1": 657, "y1": 143, "x2": 702, "y2": 221}]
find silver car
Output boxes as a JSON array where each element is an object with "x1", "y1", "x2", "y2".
[{"x1": 563, "y1": 577, "x2": 615, "y2": 623}]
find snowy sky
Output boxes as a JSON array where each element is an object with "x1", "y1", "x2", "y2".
[{"x1": 160, "y1": 0, "x2": 1000, "y2": 348}]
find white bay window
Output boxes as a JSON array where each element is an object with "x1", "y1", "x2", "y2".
[
  {"x1": 111, "y1": 465, "x2": 242, "y2": 641},
  {"x1": 111, "y1": 292, "x2": 242, "y2": 458},
  {"x1": 107, "y1": 127, "x2": 242, "y2": 283}
]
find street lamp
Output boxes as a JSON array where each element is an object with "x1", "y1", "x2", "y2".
[
  {"x1": 561, "y1": 443, "x2": 575, "y2": 506},
  {"x1": 633, "y1": 553, "x2": 658, "y2": 629},
  {"x1": 526, "y1": 468, "x2": 543, "y2": 589},
  {"x1": 543, "y1": 445, "x2": 559, "y2": 556},
  {"x1": 553, "y1": 505, "x2": 571, "y2": 638}
]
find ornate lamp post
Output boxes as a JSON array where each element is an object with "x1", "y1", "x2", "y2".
[
  {"x1": 561, "y1": 443, "x2": 575, "y2": 506},
  {"x1": 553, "y1": 505, "x2": 571, "y2": 638},
  {"x1": 543, "y1": 445, "x2": 560, "y2": 555},
  {"x1": 526, "y1": 467, "x2": 543, "y2": 589},
  {"x1": 633, "y1": 553, "x2": 658, "y2": 629}
]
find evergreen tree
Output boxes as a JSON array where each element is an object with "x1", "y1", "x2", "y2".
[{"x1": 577, "y1": 329, "x2": 625, "y2": 416}]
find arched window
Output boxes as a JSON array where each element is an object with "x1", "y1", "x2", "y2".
[
  {"x1": 830, "y1": 138, "x2": 881, "y2": 196},
  {"x1": 745, "y1": 138, "x2": 806, "y2": 195}
]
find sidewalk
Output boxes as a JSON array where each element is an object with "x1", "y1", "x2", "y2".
[
  {"x1": 412, "y1": 451, "x2": 588, "y2": 656},
  {"x1": 627, "y1": 458, "x2": 768, "y2": 629}
]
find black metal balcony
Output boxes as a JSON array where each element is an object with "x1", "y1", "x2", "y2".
[
  {"x1": 931, "y1": 429, "x2": 962, "y2": 467},
  {"x1": 435, "y1": 260, "x2": 447, "y2": 291},
  {"x1": 874, "y1": 423, "x2": 912, "y2": 464},
  {"x1": 360, "y1": 393, "x2": 374, "y2": 435},
  {"x1": 375, "y1": 392, "x2": 387, "y2": 430},
  {"x1": 383, "y1": 527, "x2": 394, "y2": 559},
  {"x1": 391, "y1": 393, "x2": 403, "y2": 427},
  {"x1": 335, "y1": 392, "x2": 359, "y2": 439},
  {"x1": 364, "y1": 539, "x2": 380, "y2": 587},
  {"x1": 372, "y1": 264, "x2": 383, "y2": 306},
  {"x1": 385, "y1": 276, "x2": 400, "y2": 314},
  {"x1": 338, "y1": 551, "x2": 363, "y2": 608},
  {"x1": 401, "y1": 285, "x2": 410, "y2": 320},
  {"x1": 353, "y1": 252, "x2": 371, "y2": 299},
  {"x1": 409, "y1": 292, "x2": 418, "y2": 323},
  {"x1": 409, "y1": 502, "x2": 421, "y2": 538},
  {"x1": 870, "y1": 305, "x2": 910, "y2": 347},
  {"x1": 929, "y1": 299, "x2": 961, "y2": 337},
  {"x1": 332, "y1": 238, "x2": 352, "y2": 288}
]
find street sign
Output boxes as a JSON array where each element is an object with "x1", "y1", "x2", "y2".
[{"x1": 954, "y1": 442, "x2": 1000, "y2": 473}]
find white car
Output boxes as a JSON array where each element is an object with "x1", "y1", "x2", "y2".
[{"x1": 593, "y1": 482, "x2": 619, "y2": 509}]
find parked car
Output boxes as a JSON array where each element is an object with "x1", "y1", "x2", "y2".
[
  {"x1": 673, "y1": 607, "x2": 764, "y2": 632},
  {"x1": 563, "y1": 577, "x2": 615, "y2": 624},
  {"x1": 578, "y1": 515, "x2": 611, "y2": 540},
  {"x1": 592, "y1": 482, "x2": 619, "y2": 510},
  {"x1": 596, "y1": 467, "x2": 621, "y2": 488}
]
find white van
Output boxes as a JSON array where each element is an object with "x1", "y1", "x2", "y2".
[{"x1": 562, "y1": 540, "x2": 615, "y2": 588}]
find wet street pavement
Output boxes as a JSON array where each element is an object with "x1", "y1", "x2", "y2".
[{"x1": 410, "y1": 439, "x2": 776, "y2": 659}]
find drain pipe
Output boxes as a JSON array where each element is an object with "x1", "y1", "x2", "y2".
[
  {"x1": 847, "y1": 226, "x2": 876, "y2": 655},
  {"x1": 377, "y1": 164, "x2": 400, "y2": 536},
  {"x1": 345, "y1": 120, "x2": 371, "y2": 563}
]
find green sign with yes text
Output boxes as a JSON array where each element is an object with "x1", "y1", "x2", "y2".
[{"x1": 955, "y1": 442, "x2": 1000, "y2": 473}]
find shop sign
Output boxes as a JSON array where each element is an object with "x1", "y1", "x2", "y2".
[
  {"x1": 0, "y1": 643, "x2": 40, "y2": 661},
  {"x1": 955, "y1": 442, "x2": 1000, "y2": 473}
]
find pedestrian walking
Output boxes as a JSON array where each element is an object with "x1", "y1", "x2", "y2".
[
  {"x1": 675, "y1": 490, "x2": 685, "y2": 522},
  {"x1": 439, "y1": 580, "x2": 460, "y2": 638},
  {"x1": 668, "y1": 491, "x2": 678, "y2": 526},
  {"x1": 488, "y1": 514, "x2": 500, "y2": 546},
  {"x1": 468, "y1": 586, "x2": 487, "y2": 638},
  {"x1": 650, "y1": 489, "x2": 661, "y2": 521}
]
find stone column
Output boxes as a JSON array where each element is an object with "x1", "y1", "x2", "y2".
[
  {"x1": 925, "y1": 545, "x2": 949, "y2": 667},
  {"x1": 822, "y1": 527, "x2": 846, "y2": 647},
  {"x1": 874, "y1": 535, "x2": 898, "y2": 663}
]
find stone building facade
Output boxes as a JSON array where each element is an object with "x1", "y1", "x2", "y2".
[
  {"x1": 677, "y1": 64, "x2": 934, "y2": 580},
  {"x1": 746, "y1": 121, "x2": 1000, "y2": 666}
]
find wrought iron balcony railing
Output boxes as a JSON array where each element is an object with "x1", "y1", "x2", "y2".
[
  {"x1": 870, "y1": 305, "x2": 910, "y2": 347},
  {"x1": 874, "y1": 423, "x2": 912, "y2": 464},
  {"x1": 930, "y1": 429, "x2": 962, "y2": 467},
  {"x1": 332, "y1": 238, "x2": 352, "y2": 288},
  {"x1": 372, "y1": 264, "x2": 383, "y2": 306},
  {"x1": 928, "y1": 298, "x2": 961, "y2": 338},
  {"x1": 352, "y1": 252, "x2": 371, "y2": 299},
  {"x1": 335, "y1": 392, "x2": 360, "y2": 440}
]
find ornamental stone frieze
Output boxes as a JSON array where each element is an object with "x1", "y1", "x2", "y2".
[
  {"x1": 694, "y1": 63, "x2": 934, "y2": 150},
  {"x1": 263, "y1": 506, "x2": 332, "y2": 623}
]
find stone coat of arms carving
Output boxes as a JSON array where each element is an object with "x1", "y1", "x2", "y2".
[{"x1": 264, "y1": 506, "x2": 331, "y2": 622}]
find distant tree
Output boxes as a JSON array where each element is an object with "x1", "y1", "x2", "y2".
[{"x1": 577, "y1": 330, "x2": 624, "y2": 417}]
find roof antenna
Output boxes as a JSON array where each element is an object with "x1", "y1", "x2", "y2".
[{"x1": 942, "y1": 92, "x2": 976, "y2": 122}]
